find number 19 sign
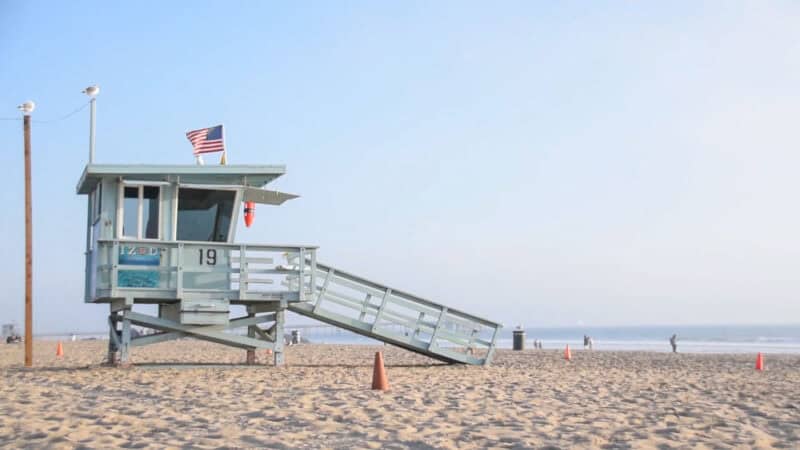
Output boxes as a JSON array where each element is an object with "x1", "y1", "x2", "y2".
[
  {"x1": 183, "y1": 246, "x2": 228, "y2": 269},
  {"x1": 181, "y1": 246, "x2": 230, "y2": 290},
  {"x1": 198, "y1": 248, "x2": 217, "y2": 266}
]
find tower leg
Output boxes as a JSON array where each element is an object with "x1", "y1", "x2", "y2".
[
  {"x1": 119, "y1": 310, "x2": 132, "y2": 365},
  {"x1": 274, "y1": 309, "x2": 285, "y2": 366},
  {"x1": 246, "y1": 311, "x2": 256, "y2": 364},
  {"x1": 107, "y1": 313, "x2": 118, "y2": 365}
]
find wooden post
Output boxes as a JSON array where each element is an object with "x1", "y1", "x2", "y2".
[
  {"x1": 23, "y1": 114, "x2": 33, "y2": 368},
  {"x1": 274, "y1": 309, "x2": 285, "y2": 366},
  {"x1": 119, "y1": 306, "x2": 132, "y2": 365},
  {"x1": 107, "y1": 312, "x2": 119, "y2": 365},
  {"x1": 246, "y1": 310, "x2": 256, "y2": 364}
]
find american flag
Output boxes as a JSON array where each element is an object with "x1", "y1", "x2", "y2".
[{"x1": 186, "y1": 125, "x2": 225, "y2": 155}]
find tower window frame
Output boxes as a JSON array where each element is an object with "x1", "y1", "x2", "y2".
[
  {"x1": 117, "y1": 183, "x2": 162, "y2": 240},
  {"x1": 174, "y1": 186, "x2": 238, "y2": 243}
]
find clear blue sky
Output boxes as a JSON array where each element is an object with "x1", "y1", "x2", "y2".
[{"x1": 1, "y1": 2, "x2": 799, "y2": 332}]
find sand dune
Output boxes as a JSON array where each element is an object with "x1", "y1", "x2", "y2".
[{"x1": 1, "y1": 341, "x2": 799, "y2": 448}]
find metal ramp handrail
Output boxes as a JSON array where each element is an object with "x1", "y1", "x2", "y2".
[{"x1": 286, "y1": 258, "x2": 502, "y2": 365}]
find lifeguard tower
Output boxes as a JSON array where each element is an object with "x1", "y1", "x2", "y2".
[{"x1": 77, "y1": 163, "x2": 501, "y2": 366}]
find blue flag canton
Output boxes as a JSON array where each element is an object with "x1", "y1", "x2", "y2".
[{"x1": 207, "y1": 125, "x2": 223, "y2": 140}]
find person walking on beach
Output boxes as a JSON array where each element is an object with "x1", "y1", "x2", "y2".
[
  {"x1": 583, "y1": 335, "x2": 589, "y2": 350},
  {"x1": 669, "y1": 334, "x2": 678, "y2": 353}
]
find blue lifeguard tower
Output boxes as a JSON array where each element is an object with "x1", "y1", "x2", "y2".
[{"x1": 77, "y1": 163, "x2": 501, "y2": 365}]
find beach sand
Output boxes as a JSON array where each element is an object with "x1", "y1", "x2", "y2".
[{"x1": 1, "y1": 341, "x2": 799, "y2": 449}]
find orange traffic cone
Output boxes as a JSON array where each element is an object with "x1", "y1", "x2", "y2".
[
  {"x1": 755, "y1": 352, "x2": 764, "y2": 371},
  {"x1": 56, "y1": 341, "x2": 64, "y2": 357},
  {"x1": 564, "y1": 344, "x2": 572, "y2": 361},
  {"x1": 371, "y1": 351, "x2": 389, "y2": 391}
]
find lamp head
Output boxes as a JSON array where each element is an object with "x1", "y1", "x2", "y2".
[
  {"x1": 17, "y1": 101, "x2": 35, "y2": 115},
  {"x1": 82, "y1": 85, "x2": 100, "y2": 97}
]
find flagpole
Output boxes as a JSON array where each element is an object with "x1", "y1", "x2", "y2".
[{"x1": 221, "y1": 124, "x2": 227, "y2": 165}]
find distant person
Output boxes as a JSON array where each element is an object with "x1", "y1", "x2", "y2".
[
  {"x1": 587, "y1": 336, "x2": 594, "y2": 350},
  {"x1": 583, "y1": 335, "x2": 589, "y2": 350},
  {"x1": 670, "y1": 334, "x2": 678, "y2": 353}
]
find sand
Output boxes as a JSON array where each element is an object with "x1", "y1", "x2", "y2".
[{"x1": 1, "y1": 341, "x2": 799, "y2": 449}]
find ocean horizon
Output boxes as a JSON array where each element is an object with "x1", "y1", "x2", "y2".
[
  {"x1": 299, "y1": 323, "x2": 800, "y2": 354},
  {"x1": 26, "y1": 323, "x2": 800, "y2": 354}
]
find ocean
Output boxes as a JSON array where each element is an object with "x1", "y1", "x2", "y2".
[
  {"x1": 300, "y1": 323, "x2": 800, "y2": 354},
  {"x1": 31, "y1": 323, "x2": 800, "y2": 354}
]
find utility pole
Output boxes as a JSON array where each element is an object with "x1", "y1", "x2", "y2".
[{"x1": 18, "y1": 100, "x2": 35, "y2": 367}]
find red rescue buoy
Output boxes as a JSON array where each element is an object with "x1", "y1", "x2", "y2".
[{"x1": 244, "y1": 201, "x2": 255, "y2": 227}]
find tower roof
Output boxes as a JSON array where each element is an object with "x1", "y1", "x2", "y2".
[{"x1": 76, "y1": 164, "x2": 286, "y2": 194}]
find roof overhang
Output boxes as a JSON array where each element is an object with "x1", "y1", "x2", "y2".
[
  {"x1": 76, "y1": 164, "x2": 287, "y2": 194},
  {"x1": 242, "y1": 187, "x2": 299, "y2": 205}
]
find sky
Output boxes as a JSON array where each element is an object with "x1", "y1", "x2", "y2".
[{"x1": 1, "y1": 1, "x2": 799, "y2": 332}]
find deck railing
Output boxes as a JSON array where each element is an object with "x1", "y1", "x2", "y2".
[{"x1": 90, "y1": 239, "x2": 317, "y2": 302}]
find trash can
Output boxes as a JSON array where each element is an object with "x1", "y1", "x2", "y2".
[{"x1": 513, "y1": 328, "x2": 526, "y2": 351}]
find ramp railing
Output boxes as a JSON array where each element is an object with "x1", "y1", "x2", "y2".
[{"x1": 286, "y1": 258, "x2": 501, "y2": 365}]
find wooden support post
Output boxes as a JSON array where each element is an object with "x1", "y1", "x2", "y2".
[
  {"x1": 298, "y1": 248, "x2": 306, "y2": 302},
  {"x1": 176, "y1": 243, "x2": 184, "y2": 299},
  {"x1": 313, "y1": 269, "x2": 333, "y2": 313},
  {"x1": 414, "y1": 311, "x2": 425, "y2": 338},
  {"x1": 119, "y1": 308, "x2": 132, "y2": 365},
  {"x1": 358, "y1": 293, "x2": 372, "y2": 322},
  {"x1": 371, "y1": 288, "x2": 392, "y2": 332},
  {"x1": 274, "y1": 308, "x2": 285, "y2": 366},
  {"x1": 246, "y1": 311, "x2": 256, "y2": 364},
  {"x1": 428, "y1": 307, "x2": 448, "y2": 351},
  {"x1": 107, "y1": 312, "x2": 119, "y2": 365},
  {"x1": 485, "y1": 324, "x2": 501, "y2": 365}
]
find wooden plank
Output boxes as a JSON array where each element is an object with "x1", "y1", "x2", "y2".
[
  {"x1": 288, "y1": 302, "x2": 474, "y2": 365},
  {"x1": 321, "y1": 289, "x2": 371, "y2": 311},
  {"x1": 371, "y1": 288, "x2": 392, "y2": 332},
  {"x1": 132, "y1": 313, "x2": 276, "y2": 347},
  {"x1": 237, "y1": 277, "x2": 274, "y2": 284},
  {"x1": 231, "y1": 257, "x2": 274, "y2": 264},
  {"x1": 314, "y1": 268, "x2": 334, "y2": 313},
  {"x1": 125, "y1": 312, "x2": 272, "y2": 349},
  {"x1": 313, "y1": 260, "x2": 501, "y2": 329},
  {"x1": 427, "y1": 307, "x2": 448, "y2": 351}
]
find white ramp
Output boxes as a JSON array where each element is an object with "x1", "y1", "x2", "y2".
[{"x1": 288, "y1": 261, "x2": 502, "y2": 365}]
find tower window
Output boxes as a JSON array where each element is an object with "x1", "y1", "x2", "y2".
[
  {"x1": 120, "y1": 185, "x2": 161, "y2": 240},
  {"x1": 176, "y1": 188, "x2": 235, "y2": 242}
]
